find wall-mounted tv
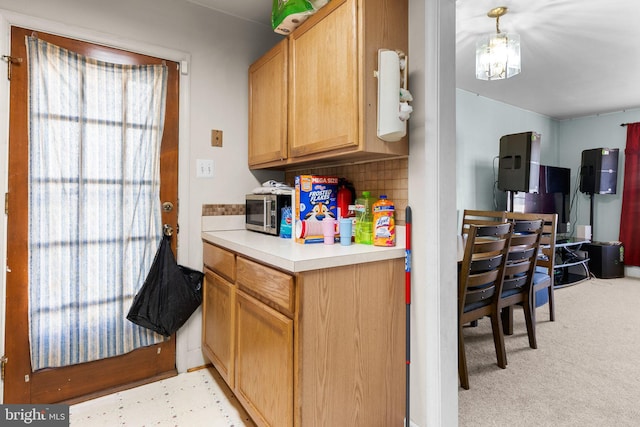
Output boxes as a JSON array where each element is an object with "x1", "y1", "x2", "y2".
[{"x1": 509, "y1": 165, "x2": 571, "y2": 234}]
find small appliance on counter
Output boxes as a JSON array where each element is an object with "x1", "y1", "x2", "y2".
[{"x1": 245, "y1": 180, "x2": 294, "y2": 236}]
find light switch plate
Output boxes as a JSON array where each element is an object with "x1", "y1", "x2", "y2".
[
  {"x1": 211, "y1": 130, "x2": 223, "y2": 147},
  {"x1": 196, "y1": 159, "x2": 214, "y2": 178}
]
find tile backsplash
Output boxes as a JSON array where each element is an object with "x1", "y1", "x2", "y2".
[
  {"x1": 201, "y1": 204, "x2": 245, "y2": 232},
  {"x1": 285, "y1": 158, "x2": 408, "y2": 224},
  {"x1": 202, "y1": 158, "x2": 409, "y2": 225},
  {"x1": 202, "y1": 204, "x2": 244, "y2": 216}
]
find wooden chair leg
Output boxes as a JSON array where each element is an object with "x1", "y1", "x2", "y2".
[
  {"x1": 490, "y1": 313, "x2": 507, "y2": 369},
  {"x1": 523, "y1": 295, "x2": 537, "y2": 349},
  {"x1": 501, "y1": 306, "x2": 514, "y2": 335},
  {"x1": 458, "y1": 323, "x2": 470, "y2": 390},
  {"x1": 548, "y1": 286, "x2": 555, "y2": 321}
]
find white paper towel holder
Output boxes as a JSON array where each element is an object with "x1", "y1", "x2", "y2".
[{"x1": 375, "y1": 49, "x2": 412, "y2": 142}]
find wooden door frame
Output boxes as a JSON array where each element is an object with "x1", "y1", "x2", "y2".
[
  {"x1": 0, "y1": 11, "x2": 192, "y2": 404},
  {"x1": 2, "y1": 23, "x2": 188, "y2": 403},
  {"x1": 0, "y1": 13, "x2": 9, "y2": 405}
]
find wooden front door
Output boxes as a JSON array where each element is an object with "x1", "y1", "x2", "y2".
[{"x1": 4, "y1": 27, "x2": 179, "y2": 404}]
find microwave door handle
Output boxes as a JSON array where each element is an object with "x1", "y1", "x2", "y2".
[{"x1": 264, "y1": 198, "x2": 272, "y2": 229}]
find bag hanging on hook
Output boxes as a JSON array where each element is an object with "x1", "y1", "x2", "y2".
[{"x1": 127, "y1": 234, "x2": 204, "y2": 337}]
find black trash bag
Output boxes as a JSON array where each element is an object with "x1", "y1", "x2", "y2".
[{"x1": 127, "y1": 234, "x2": 204, "y2": 337}]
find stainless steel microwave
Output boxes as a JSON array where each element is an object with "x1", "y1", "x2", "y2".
[{"x1": 245, "y1": 193, "x2": 291, "y2": 235}]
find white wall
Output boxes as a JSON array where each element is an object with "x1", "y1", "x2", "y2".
[
  {"x1": 409, "y1": 1, "x2": 458, "y2": 426},
  {"x1": 558, "y1": 109, "x2": 640, "y2": 242},
  {"x1": 456, "y1": 89, "x2": 559, "y2": 217},
  {"x1": 0, "y1": 0, "x2": 281, "y2": 373}
]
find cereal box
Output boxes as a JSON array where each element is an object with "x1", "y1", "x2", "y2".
[{"x1": 294, "y1": 175, "x2": 339, "y2": 243}]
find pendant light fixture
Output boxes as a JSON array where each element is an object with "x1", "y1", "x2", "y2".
[{"x1": 475, "y1": 6, "x2": 521, "y2": 80}]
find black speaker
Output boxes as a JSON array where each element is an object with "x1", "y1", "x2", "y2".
[
  {"x1": 585, "y1": 242, "x2": 624, "y2": 279},
  {"x1": 498, "y1": 131, "x2": 541, "y2": 193},
  {"x1": 579, "y1": 148, "x2": 619, "y2": 194}
]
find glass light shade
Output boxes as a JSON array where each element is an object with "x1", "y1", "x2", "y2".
[{"x1": 475, "y1": 32, "x2": 521, "y2": 80}]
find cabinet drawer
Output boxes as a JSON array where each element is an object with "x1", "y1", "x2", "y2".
[
  {"x1": 236, "y1": 257, "x2": 295, "y2": 316},
  {"x1": 203, "y1": 243, "x2": 235, "y2": 282}
]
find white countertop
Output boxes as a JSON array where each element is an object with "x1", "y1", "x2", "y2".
[{"x1": 201, "y1": 227, "x2": 406, "y2": 273}]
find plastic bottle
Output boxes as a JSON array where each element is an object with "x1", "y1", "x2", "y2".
[
  {"x1": 354, "y1": 191, "x2": 374, "y2": 245},
  {"x1": 337, "y1": 184, "x2": 352, "y2": 219},
  {"x1": 347, "y1": 204, "x2": 356, "y2": 241},
  {"x1": 372, "y1": 195, "x2": 395, "y2": 247}
]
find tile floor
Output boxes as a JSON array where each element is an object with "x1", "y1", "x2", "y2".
[{"x1": 70, "y1": 367, "x2": 255, "y2": 426}]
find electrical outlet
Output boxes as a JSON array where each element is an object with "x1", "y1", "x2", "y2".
[
  {"x1": 211, "y1": 129, "x2": 223, "y2": 147},
  {"x1": 196, "y1": 159, "x2": 214, "y2": 178}
]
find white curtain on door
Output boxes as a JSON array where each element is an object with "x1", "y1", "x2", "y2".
[{"x1": 27, "y1": 36, "x2": 168, "y2": 370}]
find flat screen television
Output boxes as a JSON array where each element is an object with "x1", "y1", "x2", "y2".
[{"x1": 509, "y1": 165, "x2": 571, "y2": 234}]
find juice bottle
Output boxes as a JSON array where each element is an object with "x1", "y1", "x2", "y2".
[
  {"x1": 354, "y1": 191, "x2": 373, "y2": 245},
  {"x1": 372, "y1": 195, "x2": 395, "y2": 247}
]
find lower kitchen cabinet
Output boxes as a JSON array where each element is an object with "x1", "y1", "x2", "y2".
[
  {"x1": 202, "y1": 269, "x2": 235, "y2": 388},
  {"x1": 235, "y1": 290, "x2": 294, "y2": 427},
  {"x1": 202, "y1": 241, "x2": 404, "y2": 427}
]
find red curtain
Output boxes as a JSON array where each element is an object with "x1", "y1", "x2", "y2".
[{"x1": 619, "y1": 123, "x2": 640, "y2": 266}]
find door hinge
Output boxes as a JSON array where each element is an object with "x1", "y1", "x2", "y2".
[
  {"x1": 1, "y1": 55, "x2": 22, "y2": 81},
  {"x1": 1, "y1": 355, "x2": 7, "y2": 381},
  {"x1": 4, "y1": 192, "x2": 8, "y2": 215}
]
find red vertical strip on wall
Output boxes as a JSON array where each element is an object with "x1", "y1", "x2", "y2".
[{"x1": 619, "y1": 123, "x2": 640, "y2": 266}]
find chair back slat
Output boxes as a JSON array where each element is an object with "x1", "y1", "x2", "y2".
[
  {"x1": 508, "y1": 247, "x2": 536, "y2": 262},
  {"x1": 461, "y1": 209, "x2": 507, "y2": 235},
  {"x1": 469, "y1": 254, "x2": 503, "y2": 273},
  {"x1": 475, "y1": 239, "x2": 508, "y2": 255},
  {"x1": 502, "y1": 274, "x2": 528, "y2": 292},
  {"x1": 465, "y1": 283, "x2": 496, "y2": 305},
  {"x1": 467, "y1": 269, "x2": 501, "y2": 288}
]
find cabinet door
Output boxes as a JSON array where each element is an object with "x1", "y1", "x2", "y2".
[
  {"x1": 248, "y1": 39, "x2": 288, "y2": 167},
  {"x1": 288, "y1": 0, "x2": 359, "y2": 158},
  {"x1": 235, "y1": 290, "x2": 293, "y2": 427},
  {"x1": 202, "y1": 269, "x2": 235, "y2": 388}
]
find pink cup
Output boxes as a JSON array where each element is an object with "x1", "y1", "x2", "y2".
[{"x1": 322, "y1": 218, "x2": 337, "y2": 245}]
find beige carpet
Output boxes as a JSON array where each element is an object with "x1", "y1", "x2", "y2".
[{"x1": 458, "y1": 276, "x2": 640, "y2": 427}]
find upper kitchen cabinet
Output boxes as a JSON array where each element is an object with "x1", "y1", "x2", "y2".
[
  {"x1": 248, "y1": 0, "x2": 409, "y2": 170},
  {"x1": 248, "y1": 39, "x2": 288, "y2": 166}
]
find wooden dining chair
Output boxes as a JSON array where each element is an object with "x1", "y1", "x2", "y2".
[
  {"x1": 507, "y1": 212, "x2": 558, "y2": 323},
  {"x1": 461, "y1": 209, "x2": 507, "y2": 236},
  {"x1": 533, "y1": 213, "x2": 558, "y2": 321},
  {"x1": 458, "y1": 222, "x2": 513, "y2": 390},
  {"x1": 499, "y1": 217, "x2": 544, "y2": 352}
]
